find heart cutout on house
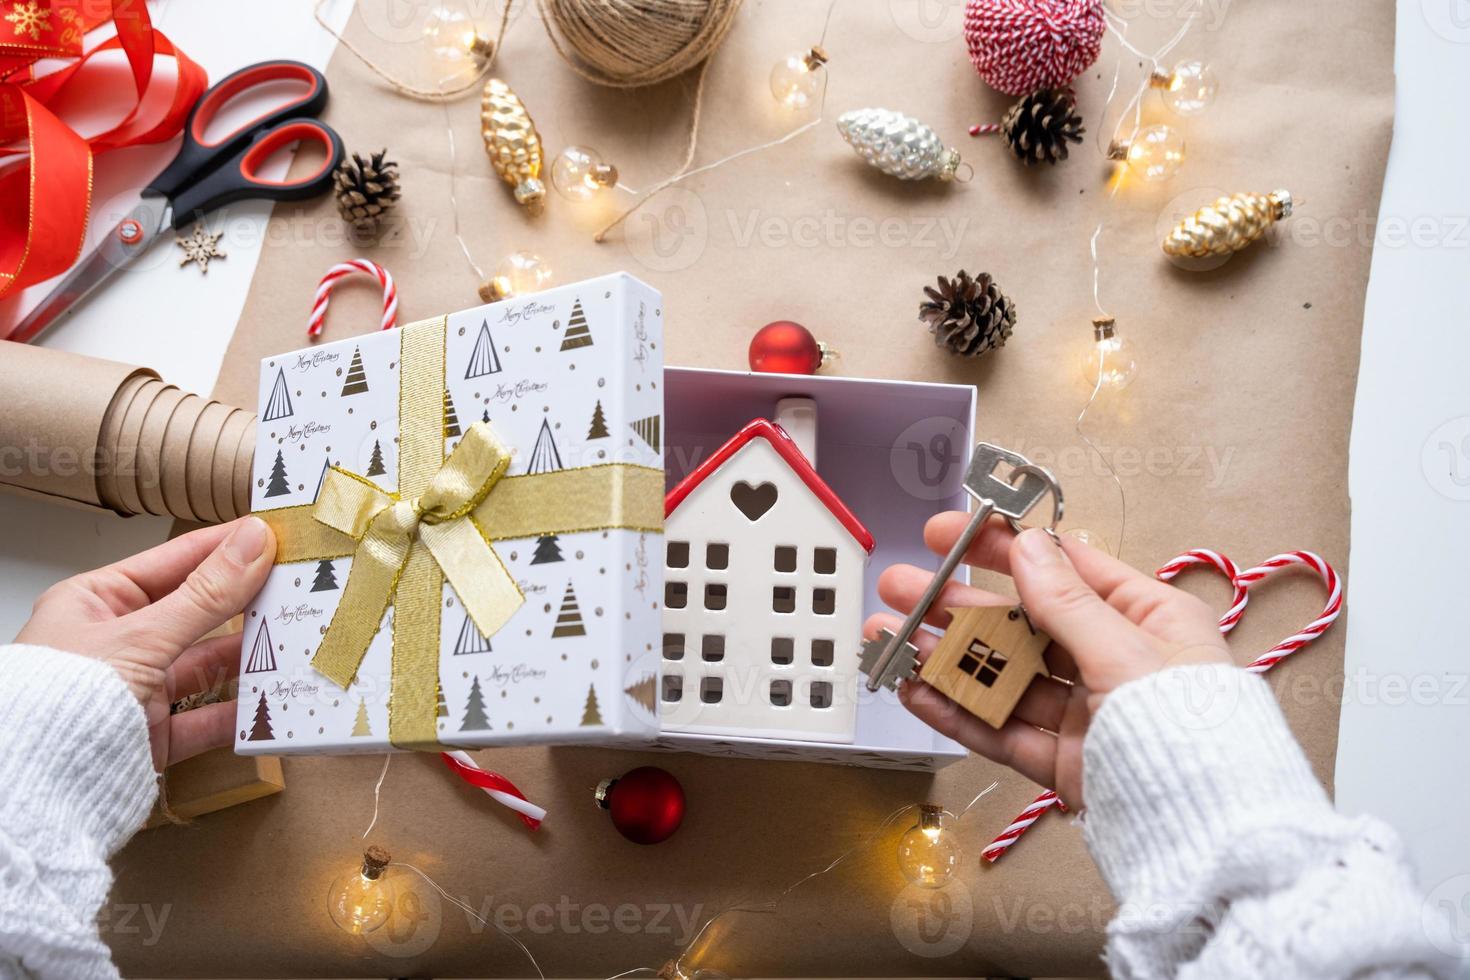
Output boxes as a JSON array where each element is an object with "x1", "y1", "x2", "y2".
[{"x1": 730, "y1": 481, "x2": 778, "y2": 521}]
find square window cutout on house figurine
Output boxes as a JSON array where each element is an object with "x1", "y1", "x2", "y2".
[{"x1": 660, "y1": 397, "x2": 874, "y2": 743}]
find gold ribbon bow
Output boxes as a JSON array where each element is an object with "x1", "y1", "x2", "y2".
[
  {"x1": 257, "y1": 317, "x2": 662, "y2": 749},
  {"x1": 311, "y1": 420, "x2": 520, "y2": 691}
]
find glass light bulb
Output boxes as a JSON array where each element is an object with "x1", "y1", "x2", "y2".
[
  {"x1": 896, "y1": 805, "x2": 961, "y2": 889},
  {"x1": 1156, "y1": 60, "x2": 1218, "y2": 116},
  {"x1": 480, "y1": 250, "x2": 553, "y2": 303},
  {"x1": 769, "y1": 48, "x2": 826, "y2": 110},
  {"x1": 1079, "y1": 318, "x2": 1137, "y2": 391},
  {"x1": 423, "y1": 2, "x2": 492, "y2": 88},
  {"x1": 551, "y1": 146, "x2": 619, "y2": 202},
  {"x1": 1114, "y1": 124, "x2": 1186, "y2": 182},
  {"x1": 327, "y1": 867, "x2": 390, "y2": 935}
]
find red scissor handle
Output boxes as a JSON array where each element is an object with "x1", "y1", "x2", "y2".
[
  {"x1": 147, "y1": 60, "x2": 331, "y2": 205},
  {"x1": 190, "y1": 61, "x2": 323, "y2": 147},
  {"x1": 168, "y1": 118, "x2": 344, "y2": 227}
]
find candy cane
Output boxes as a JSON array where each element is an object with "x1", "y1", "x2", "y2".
[
  {"x1": 307, "y1": 259, "x2": 397, "y2": 337},
  {"x1": 1234, "y1": 551, "x2": 1342, "y2": 674},
  {"x1": 983, "y1": 549, "x2": 1341, "y2": 863},
  {"x1": 1155, "y1": 549, "x2": 1249, "y2": 634},
  {"x1": 981, "y1": 790, "x2": 1064, "y2": 863},
  {"x1": 441, "y1": 751, "x2": 546, "y2": 831}
]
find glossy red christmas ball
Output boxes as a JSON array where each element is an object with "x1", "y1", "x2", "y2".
[
  {"x1": 749, "y1": 320, "x2": 824, "y2": 375},
  {"x1": 595, "y1": 766, "x2": 685, "y2": 844}
]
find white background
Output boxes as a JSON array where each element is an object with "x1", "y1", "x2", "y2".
[{"x1": 0, "y1": 0, "x2": 1467, "y2": 956}]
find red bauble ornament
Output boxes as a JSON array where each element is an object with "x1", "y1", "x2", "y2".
[
  {"x1": 748, "y1": 320, "x2": 831, "y2": 375},
  {"x1": 595, "y1": 766, "x2": 685, "y2": 844}
]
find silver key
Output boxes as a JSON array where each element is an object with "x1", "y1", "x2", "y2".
[{"x1": 860, "y1": 443, "x2": 1057, "y2": 693}]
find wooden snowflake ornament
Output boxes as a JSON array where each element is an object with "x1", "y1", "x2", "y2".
[{"x1": 176, "y1": 225, "x2": 226, "y2": 273}]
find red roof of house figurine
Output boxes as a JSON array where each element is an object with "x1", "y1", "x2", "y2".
[{"x1": 664, "y1": 417, "x2": 876, "y2": 554}]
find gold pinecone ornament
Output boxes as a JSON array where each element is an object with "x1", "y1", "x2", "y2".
[
  {"x1": 920, "y1": 271, "x2": 1016, "y2": 358},
  {"x1": 333, "y1": 150, "x2": 401, "y2": 237},
  {"x1": 1001, "y1": 89, "x2": 1085, "y2": 166},
  {"x1": 481, "y1": 78, "x2": 545, "y2": 213},
  {"x1": 1162, "y1": 190, "x2": 1293, "y2": 258}
]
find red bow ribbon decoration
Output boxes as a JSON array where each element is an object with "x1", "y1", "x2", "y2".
[{"x1": 0, "y1": 0, "x2": 205, "y2": 324}]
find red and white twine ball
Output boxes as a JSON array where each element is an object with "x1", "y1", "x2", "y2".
[
  {"x1": 963, "y1": 0, "x2": 1106, "y2": 96},
  {"x1": 981, "y1": 549, "x2": 1343, "y2": 863},
  {"x1": 307, "y1": 258, "x2": 398, "y2": 338}
]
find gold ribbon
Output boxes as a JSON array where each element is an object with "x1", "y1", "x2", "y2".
[{"x1": 257, "y1": 317, "x2": 663, "y2": 749}]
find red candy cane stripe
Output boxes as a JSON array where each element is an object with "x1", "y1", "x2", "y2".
[
  {"x1": 441, "y1": 750, "x2": 546, "y2": 831},
  {"x1": 1156, "y1": 549, "x2": 1249, "y2": 634},
  {"x1": 1234, "y1": 551, "x2": 1342, "y2": 674},
  {"x1": 981, "y1": 790, "x2": 1063, "y2": 863},
  {"x1": 984, "y1": 548, "x2": 1342, "y2": 863},
  {"x1": 307, "y1": 259, "x2": 398, "y2": 338}
]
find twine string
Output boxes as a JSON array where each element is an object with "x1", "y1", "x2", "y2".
[{"x1": 536, "y1": 0, "x2": 744, "y2": 88}]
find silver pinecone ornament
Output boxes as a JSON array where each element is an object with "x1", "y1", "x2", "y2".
[{"x1": 836, "y1": 107, "x2": 962, "y2": 181}]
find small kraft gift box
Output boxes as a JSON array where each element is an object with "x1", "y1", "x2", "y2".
[{"x1": 236, "y1": 273, "x2": 665, "y2": 755}]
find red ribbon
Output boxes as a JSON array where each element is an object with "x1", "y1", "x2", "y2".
[{"x1": 0, "y1": 0, "x2": 206, "y2": 323}]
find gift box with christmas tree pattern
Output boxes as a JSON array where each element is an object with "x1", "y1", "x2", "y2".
[{"x1": 235, "y1": 273, "x2": 665, "y2": 755}]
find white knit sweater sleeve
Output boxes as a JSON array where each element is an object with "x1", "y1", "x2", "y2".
[
  {"x1": 1082, "y1": 663, "x2": 1455, "y2": 979},
  {"x1": 0, "y1": 644, "x2": 157, "y2": 980}
]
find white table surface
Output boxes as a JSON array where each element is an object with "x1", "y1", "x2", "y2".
[{"x1": 2, "y1": 0, "x2": 1467, "y2": 963}]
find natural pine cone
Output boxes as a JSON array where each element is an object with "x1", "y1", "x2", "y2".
[
  {"x1": 920, "y1": 271, "x2": 1016, "y2": 358},
  {"x1": 1001, "y1": 88, "x2": 1085, "y2": 166},
  {"x1": 333, "y1": 149, "x2": 401, "y2": 236}
]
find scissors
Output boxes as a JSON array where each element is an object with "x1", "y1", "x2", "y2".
[{"x1": 11, "y1": 60, "x2": 344, "y2": 344}]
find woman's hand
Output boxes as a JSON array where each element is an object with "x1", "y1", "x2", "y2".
[
  {"x1": 864, "y1": 517, "x2": 1230, "y2": 808},
  {"x1": 16, "y1": 517, "x2": 276, "y2": 771}
]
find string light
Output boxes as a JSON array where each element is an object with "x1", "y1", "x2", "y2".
[
  {"x1": 1107, "y1": 123, "x2": 1186, "y2": 182},
  {"x1": 423, "y1": 1, "x2": 496, "y2": 89},
  {"x1": 334, "y1": 771, "x2": 995, "y2": 977},
  {"x1": 1149, "y1": 59, "x2": 1218, "y2": 116},
  {"x1": 311, "y1": 0, "x2": 510, "y2": 102},
  {"x1": 768, "y1": 45, "x2": 828, "y2": 110},
  {"x1": 479, "y1": 250, "x2": 554, "y2": 303},
  {"x1": 327, "y1": 846, "x2": 392, "y2": 935},
  {"x1": 551, "y1": 146, "x2": 622, "y2": 202},
  {"x1": 595, "y1": 0, "x2": 840, "y2": 242},
  {"x1": 1078, "y1": 315, "x2": 1137, "y2": 391},
  {"x1": 895, "y1": 804, "x2": 962, "y2": 888}
]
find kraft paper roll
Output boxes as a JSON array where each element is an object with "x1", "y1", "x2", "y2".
[
  {"x1": 0, "y1": 343, "x2": 157, "y2": 508},
  {"x1": 189, "y1": 401, "x2": 233, "y2": 525},
  {"x1": 0, "y1": 341, "x2": 256, "y2": 523},
  {"x1": 97, "y1": 372, "x2": 152, "y2": 513}
]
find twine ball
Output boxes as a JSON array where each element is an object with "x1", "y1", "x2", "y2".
[
  {"x1": 963, "y1": 0, "x2": 1106, "y2": 96},
  {"x1": 539, "y1": 0, "x2": 744, "y2": 88}
]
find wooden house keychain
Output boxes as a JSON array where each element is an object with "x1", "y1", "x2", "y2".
[{"x1": 859, "y1": 443, "x2": 1064, "y2": 728}]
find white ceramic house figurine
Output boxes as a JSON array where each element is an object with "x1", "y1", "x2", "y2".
[{"x1": 660, "y1": 398, "x2": 874, "y2": 742}]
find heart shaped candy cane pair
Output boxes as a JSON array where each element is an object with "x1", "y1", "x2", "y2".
[
  {"x1": 981, "y1": 548, "x2": 1343, "y2": 864},
  {"x1": 1156, "y1": 549, "x2": 1344, "y2": 673}
]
